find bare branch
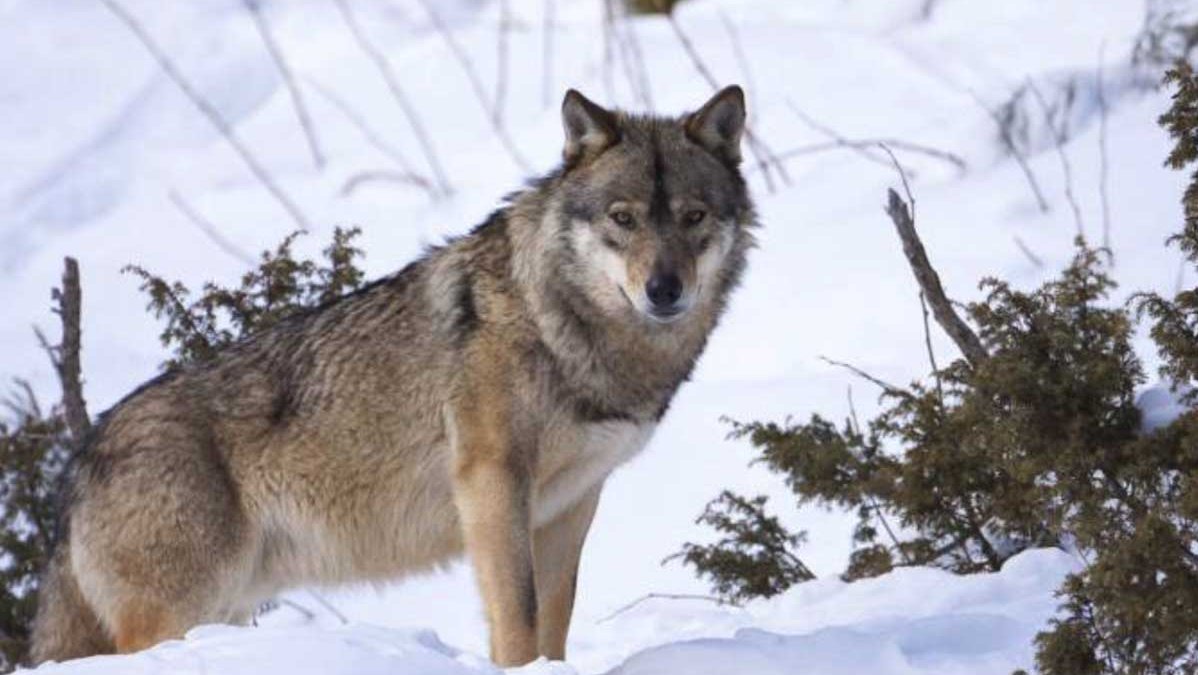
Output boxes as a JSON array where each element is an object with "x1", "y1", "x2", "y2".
[
  {"x1": 718, "y1": 10, "x2": 757, "y2": 124},
  {"x1": 967, "y1": 89, "x2": 1050, "y2": 213},
  {"x1": 1096, "y1": 42, "x2": 1112, "y2": 250},
  {"x1": 36, "y1": 257, "x2": 90, "y2": 449},
  {"x1": 100, "y1": 0, "x2": 313, "y2": 231},
  {"x1": 302, "y1": 77, "x2": 432, "y2": 193},
  {"x1": 306, "y1": 590, "x2": 348, "y2": 625},
  {"x1": 340, "y1": 170, "x2": 435, "y2": 197},
  {"x1": 884, "y1": 189, "x2": 988, "y2": 366},
  {"x1": 664, "y1": 12, "x2": 788, "y2": 192},
  {"x1": 242, "y1": 0, "x2": 325, "y2": 170},
  {"x1": 605, "y1": 0, "x2": 653, "y2": 110},
  {"x1": 818, "y1": 356, "x2": 906, "y2": 396},
  {"x1": 1026, "y1": 78, "x2": 1085, "y2": 239},
  {"x1": 596, "y1": 593, "x2": 741, "y2": 624},
  {"x1": 543, "y1": 0, "x2": 557, "y2": 107},
  {"x1": 1013, "y1": 235, "x2": 1045, "y2": 268},
  {"x1": 757, "y1": 135, "x2": 966, "y2": 176},
  {"x1": 787, "y1": 101, "x2": 917, "y2": 175},
  {"x1": 332, "y1": 0, "x2": 452, "y2": 196},
  {"x1": 494, "y1": 0, "x2": 510, "y2": 125},
  {"x1": 169, "y1": 191, "x2": 255, "y2": 265}
]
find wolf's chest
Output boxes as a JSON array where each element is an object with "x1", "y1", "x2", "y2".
[{"x1": 532, "y1": 420, "x2": 656, "y2": 526}]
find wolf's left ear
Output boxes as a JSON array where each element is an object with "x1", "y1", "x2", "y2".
[
  {"x1": 685, "y1": 85, "x2": 746, "y2": 164},
  {"x1": 562, "y1": 89, "x2": 620, "y2": 165}
]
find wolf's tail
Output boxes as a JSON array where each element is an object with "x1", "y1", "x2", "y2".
[{"x1": 29, "y1": 544, "x2": 112, "y2": 665}]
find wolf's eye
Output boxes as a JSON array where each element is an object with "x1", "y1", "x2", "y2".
[
  {"x1": 609, "y1": 211, "x2": 635, "y2": 228},
  {"x1": 684, "y1": 209, "x2": 707, "y2": 226}
]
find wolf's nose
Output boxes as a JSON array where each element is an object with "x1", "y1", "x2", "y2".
[{"x1": 646, "y1": 273, "x2": 683, "y2": 309}]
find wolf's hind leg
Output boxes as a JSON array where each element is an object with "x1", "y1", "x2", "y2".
[{"x1": 71, "y1": 430, "x2": 254, "y2": 655}]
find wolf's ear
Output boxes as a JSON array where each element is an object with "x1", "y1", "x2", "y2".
[
  {"x1": 562, "y1": 89, "x2": 619, "y2": 165},
  {"x1": 685, "y1": 85, "x2": 746, "y2": 164}
]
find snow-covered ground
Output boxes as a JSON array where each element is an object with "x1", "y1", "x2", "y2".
[{"x1": 1, "y1": 0, "x2": 1186, "y2": 673}]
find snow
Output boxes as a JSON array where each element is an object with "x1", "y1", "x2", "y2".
[
  {"x1": 1, "y1": 0, "x2": 1187, "y2": 673},
  {"x1": 29, "y1": 549, "x2": 1078, "y2": 675}
]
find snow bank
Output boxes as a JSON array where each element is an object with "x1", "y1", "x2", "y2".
[{"x1": 27, "y1": 549, "x2": 1076, "y2": 674}]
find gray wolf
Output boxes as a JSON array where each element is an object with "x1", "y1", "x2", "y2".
[{"x1": 31, "y1": 85, "x2": 755, "y2": 667}]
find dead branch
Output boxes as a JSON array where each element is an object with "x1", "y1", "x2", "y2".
[
  {"x1": 415, "y1": 0, "x2": 531, "y2": 174},
  {"x1": 100, "y1": 0, "x2": 313, "y2": 231},
  {"x1": 596, "y1": 593, "x2": 741, "y2": 624},
  {"x1": 340, "y1": 170, "x2": 435, "y2": 197},
  {"x1": 755, "y1": 135, "x2": 966, "y2": 175},
  {"x1": 1096, "y1": 43, "x2": 1112, "y2": 250},
  {"x1": 1026, "y1": 78, "x2": 1085, "y2": 239},
  {"x1": 884, "y1": 189, "x2": 988, "y2": 367},
  {"x1": 494, "y1": 0, "x2": 510, "y2": 125},
  {"x1": 967, "y1": 89, "x2": 1050, "y2": 213},
  {"x1": 34, "y1": 257, "x2": 90, "y2": 449},
  {"x1": 242, "y1": 0, "x2": 325, "y2": 170},
  {"x1": 332, "y1": 0, "x2": 452, "y2": 196},
  {"x1": 819, "y1": 356, "x2": 906, "y2": 396},
  {"x1": 664, "y1": 12, "x2": 788, "y2": 192},
  {"x1": 169, "y1": 190, "x2": 255, "y2": 265}
]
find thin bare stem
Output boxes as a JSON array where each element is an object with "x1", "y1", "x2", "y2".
[
  {"x1": 302, "y1": 77, "x2": 425, "y2": 180},
  {"x1": 919, "y1": 292, "x2": 945, "y2": 404},
  {"x1": 787, "y1": 101, "x2": 917, "y2": 175},
  {"x1": 756, "y1": 136, "x2": 966, "y2": 175},
  {"x1": 884, "y1": 188, "x2": 989, "y2": 367},
  {"x1": 664, "y1": 12, "x2": 788, "y2": 192},
  {"x1": 169, "y1": 190, "x2": 255, "y2": 265},
  {"x1": 306, "y1": 590, "x2": 349, "y2": 625},
  {"x1": 1096, "y1": 43, "x2": 1112, "y2": 251},
  {"x1": 967, "y1": 89, "x2": 1050, "y2": 213},
  {"x1": 101, "y1": 0, "x2": 313, "y2": 230},
  {"x1": 819, "y1": 356, "x2": 906, "y2": 396},
  {"x1": 596, "y1": 593, "x2": 741, "y2": 624},
  {"x1": 1026, "y1": 78, "x2": 1085, "y2": 239},
  {"x1": 416, "y1": 0, "x2": 531, "y2": 173},
  {"x1": 846, "y1": 386, "x2": 911, "y2": 563},
  {"x1": 544, "y1": 0, "x2": 558, "y2": 107},
  {"x1": 495, "y1": 0, "x2": 510, "y2": 125},
  {"x1": 1013, "y1": 235, "x2": 1045, "y2": 268},
  {"x1": 340, "y1": 170, "x2": 435, "y2": 197},
  {"x1": 718, "y1": 10, "x2": 757, "y2": 124},
  {"x1": 242, "y1": 0, "x2": 325, "y2": 170},
  {"x1": 333, "y1": 0, "x2": 452, "y2": 196}
]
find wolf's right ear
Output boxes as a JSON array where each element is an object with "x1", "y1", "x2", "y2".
[{"x1": 562, "y1": 89, "x2": 619, "y2": 165}]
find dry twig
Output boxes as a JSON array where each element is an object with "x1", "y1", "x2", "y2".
[
  {"x1": 1026, "y1": 78, "x2": 1085, "y2": 239},
  {"x1": 1096, "y1": 43, "x2": 1112, "y2": 250},
  {"x1": 340, "y1": 170, "x2": 435, "y2": 197},
  {"x1": 596, "y1": 593, "x2": 741, "y2": 624},
  {"x1": 664, "y1": 12, "x2": 788, "y2": 191},
  {"x1": 967, "y1": 89, "x2": 1050, "y2": 213},
  {"x1": 242, "y1": 0, "x2": 325, "y2": 170},
  {"x1": 101, "y1": 0, "x2": 313, "y2": 230},
  {"x1": 169, "y1": 190, "x2": 255, "y2": 265},
  {"x1": 333, "y1": 0, "x2": 452, "y2": 196},
  {"x1": 416, "y1": 0, "x2": 531, "y2": 173},
  {"x1": 819, "y1": 356, "x2": 906, "y2": 396}
]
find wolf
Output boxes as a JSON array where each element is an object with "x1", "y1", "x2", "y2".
[{"x1": 31, "y1": 85, "x2": 756, "y2": 667}]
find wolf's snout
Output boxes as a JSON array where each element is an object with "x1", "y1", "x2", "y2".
[{"x1": 646, "y1": 272, "x2": 683, "y2": 312}]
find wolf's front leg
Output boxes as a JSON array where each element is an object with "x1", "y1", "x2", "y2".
[
  {"x1": 448, "y1": 394, "x2": 538, "y2": 667},
  {"x1": 533, "y1": 483, "x2": 602, "y2": 660}
]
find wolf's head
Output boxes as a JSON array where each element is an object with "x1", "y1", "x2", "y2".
[{"x1": 549, "y1": 86, "x2": 754, "y2": 327}]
